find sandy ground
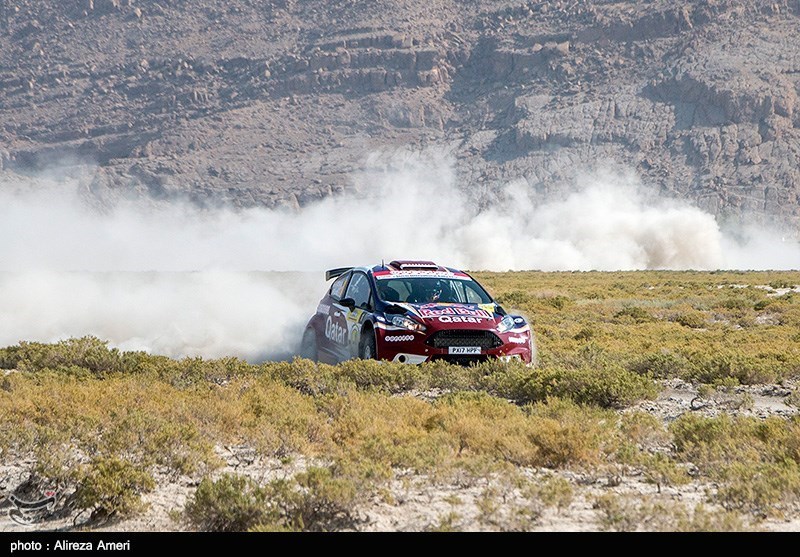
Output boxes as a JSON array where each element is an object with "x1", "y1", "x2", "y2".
[{"x1": 2, "y1": 377, "x2": 798, "y2": 532}]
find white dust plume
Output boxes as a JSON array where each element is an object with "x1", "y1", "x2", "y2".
[{"x1": 0, "y1": 153, "x2": 797, "y2": 359}]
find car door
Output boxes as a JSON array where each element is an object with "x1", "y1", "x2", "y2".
[
  {"x1": 318, "y1": 271, "x2": 351, "y2": 362},
  {"x1": 339, "y1": 271, "x2": 373, "y2": 360}
]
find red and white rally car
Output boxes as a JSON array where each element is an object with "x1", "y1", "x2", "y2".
[{"x1": 300, "y1": 260, "x2": 535, "y2": 365}]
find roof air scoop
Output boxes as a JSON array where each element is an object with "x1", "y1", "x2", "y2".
[{"x1": 389, "y1": 260, "x2": 440, "y2": 271}]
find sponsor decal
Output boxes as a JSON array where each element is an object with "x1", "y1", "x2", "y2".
[
  {"x1": 324, "y1": 316, "x2": 347, "y2": 345},
  {"x1": 374, "y1": 270, "x2": 471, "y2": 280},
  {"x1": 419, "y1": 305, "x2": 493, "y2": 319},
  {"x1": 508, "y1": 335, "x2": 528, "y2": 344},
  {"x1": 385, "y1": 335, "x2": 414, "y2": 342},
  {"x1": 438, "y1": 315, "x2": 487, "y2": 324},
  {"x1": 317, "y1": 303, "x2": 331, "y2": 315},
  {"x1": 514, "y1": 317, "x2": 524, "y2": 324}
]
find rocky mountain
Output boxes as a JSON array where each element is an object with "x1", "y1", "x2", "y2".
[{"x1": 0, "y1": 0, "x2": 798, "y2": 228}]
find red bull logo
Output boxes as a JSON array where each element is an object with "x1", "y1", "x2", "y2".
[{"x1": 419, "y1": 305, "x2": 492, "y2": 319}]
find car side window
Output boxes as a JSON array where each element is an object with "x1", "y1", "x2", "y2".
[
  {"x1": 329, "y1": 273, "x2": 350, "y2": 301},
  {"x1": 345, "y1": 272, "x2": 372, "y2": 310},
  {"x1": 464, "y1": 283, "x2": 485, "y2": 303}
]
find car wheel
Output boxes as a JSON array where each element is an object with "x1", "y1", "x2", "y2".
[
  {"x1": 300, "y1": 328, "x2": 318, "y2": 362},
  {"x1": 359, "y1": 328, "x2": 377, "y2": 360}
]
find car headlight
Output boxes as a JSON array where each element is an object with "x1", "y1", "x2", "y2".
[
  {"x1": 391, "y1": 315, "x2": 427, "y2": 333},
  {"x1": 497, "y1": 314, "x2": 517, "y2": 333}
]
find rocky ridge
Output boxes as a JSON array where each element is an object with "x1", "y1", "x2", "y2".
[{"x1": 0, "y1": 0, "x2": 798, "y2": 228}]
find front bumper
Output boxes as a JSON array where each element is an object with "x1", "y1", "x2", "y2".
[{"x1": 375, "y1": 325, "x2": 533, "y2": 365}]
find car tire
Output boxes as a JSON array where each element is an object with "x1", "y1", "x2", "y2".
[
  {"x1": 358, "y1": 328, "x2": 377, "y2": 360},
  {"x1": 300, "y1": 328, "x2": 318, "y2": 362}
]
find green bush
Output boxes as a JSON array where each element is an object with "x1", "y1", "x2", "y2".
[
  {"x1": 277, "y1": 467, "x2": 359, "y2": 531},
  {"x1": 715, "y1": 461, "x2": 800, "y2": 516},
  {"x1": 73, "y1": 456, "x2": 155, "y2": 520},
  {"x1": 594, "y1": 494, "x2": 747, "y2": 532},
  {"x1": 185, "y1": 468, "x2": 359, "y2": 532},
  {"x1": 0, "y1": 337, "x2": 127, "y2": 375},
  {"x1": 629, "y1": 352, "x2": 689, "y2": 379},
  {"x1": 675, "y1": 311, "x2": 706, "y2": 329},
  {"x1": 500, "y1": 366, "x2": 658, "y2": 408},
  {"x1": 719, "y1": 298, "x2": 751, "y2": 311},
  {"x1": 686, "y1": 353, "x2": 779, "y2": 385},
  {"x1": 185, "y1": 474, "x2": 277, "y2": 532},
  {"x1": 614, "y1": 306, "x2": 654, "y2": 323}
]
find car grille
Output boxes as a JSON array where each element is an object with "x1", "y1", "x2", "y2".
[{"x1": 426, "y1": 330, "x2": 503, "y2": 350}]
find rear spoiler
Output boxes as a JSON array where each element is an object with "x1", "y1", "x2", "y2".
[{"x1": 325, "y1": 267, "x2": 353, "y2": 281}]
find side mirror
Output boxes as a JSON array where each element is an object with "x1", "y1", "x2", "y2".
[{"x1": 339, "y1": 297, "x2": 356, "y2": 310}]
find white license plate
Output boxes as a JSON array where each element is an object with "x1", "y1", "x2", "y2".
[{"x1": 448, "y1": 346, "x2": 481, "y2": 355}]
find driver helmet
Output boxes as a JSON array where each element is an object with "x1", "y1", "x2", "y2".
[{"x1": 426, "y1": 280, "x2": 446, "y2": 302}]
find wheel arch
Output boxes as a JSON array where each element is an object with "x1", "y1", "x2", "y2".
[{"x1": 359, "y1": 319, "x2": 378, "y2": 359}]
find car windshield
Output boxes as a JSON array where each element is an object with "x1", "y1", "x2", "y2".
[{"x1": 375, "y1": 276, "x2": 493, "y2": 305}]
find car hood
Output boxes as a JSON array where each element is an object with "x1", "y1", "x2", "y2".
[{"x1": 391, "y1": 302, "x2": 503, "y2": 330}]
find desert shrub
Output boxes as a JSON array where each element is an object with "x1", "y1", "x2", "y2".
[
  {"x1": 275, "y1": 466, "x2": 359, "y2": 531},
  {"x1": 715, "y1": 461, "x2": 800, "y2": 516},
  {"x1": 426, "y1": 512, "x2": 462, "y2": 531},
  {"x1": 718, "y1": 298, "x2": 751, "y2": 311},
  {"x1": 0, "y1": 337, "x2": 126, "y2": 375},
  {"x1": 594, "y1": 494, "x2": 747, "y2": 532},
  {"x1": 185, "y1": 467, "x2": 359, "y2": 532},
  {"x1": 320, "y1": 390, "x2": 446, "y2": 473},
  {"x1": 639, "y1": 452, "x2": 690, "y2": 492},
  {"x1": 73, "y1": 456, "x2": 155, "y2": 520},
  {"x1": 629, "y1": 352, "x2": 690, "y2": 379},
  {"x1": 424, "y1": 360, "x2": 484, "y2": 391},
  {"x1": 685, "y1": 352, "x2": 779, "y2": 385},
  {"x1": 620, "y1": 412, "x2": 669, "y2": 445},
  {"x1": 670, "y1": 414, "x2": 800, "y2": 513},
  {"x1": 543, "y1": 295, "x2": 571, "y2": 310},
  {"x1": 431, "y1": 392, "x2": 542, "y2": 467},
  {"x1": 334, "y1": 359, "x2": 423, "y2": 392},
  {"x1": 674, "y1": 311, "x2": 707, "y2": 329},
  {"x1": 496, "y1": 290, "x2": 531, "y2": 308},
  {"x1": 501, "y1": 366, "x2": 658, "y2": 409},
  {"x1": 263, "y1": 359, "x2": 342, "y2": 395},
  {"x1": 614, "y1": 306, "x2": 653, "y2": 323},
  {"x1": 573, "y1": 327, "x2": 596, "y2": 341},
  {"x1": 593, "y1": 493, "x2": 642, "y2": 531},
  {"x1": 527, "y1": 474, "x2": 573, "y2": 512},
  {"x1": 670, "y1": 414, "x2": 756, "y2": 467},
  {"x1": 753, "y1": 299, "x2": 773, "y2": 311},
  {"x1": 778, "y1": 307, "x2": 800, "y2": 327},
  {"x1": 755, "y1": 417, "x2": 800, "y2": 465},
  {"x1": 148, "y1": 355, "x2": 252, "y2": 388},
  {"x1": 184, "y1": 474, "x2": 276, "y2": 531},
  {"x1": 524, "y1": 398, "x2": 618, "y2": 468},
  {"x1": 229, "y1": 378, "x2": 327, "y2": 458}
]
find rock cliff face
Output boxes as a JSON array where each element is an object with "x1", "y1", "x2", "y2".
[{"x1": 0, "y1": 1, "x2": 798, "y2": 227}]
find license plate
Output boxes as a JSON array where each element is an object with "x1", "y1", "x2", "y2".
[{"x1": 448, "y1": 346, "x2": 481, "y2": 355}]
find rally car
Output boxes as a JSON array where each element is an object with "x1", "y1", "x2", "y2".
[{"x1": 299, "y1": 260, "x2": 535, "y2": 365}]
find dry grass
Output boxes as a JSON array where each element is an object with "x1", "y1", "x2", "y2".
[{"x1": 1, "y1": 270, "x2": 799, "y2": 529}]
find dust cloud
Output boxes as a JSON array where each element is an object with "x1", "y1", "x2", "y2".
[{"x1": 0, "y1": 153, "x2": 797, "y2": 359}]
